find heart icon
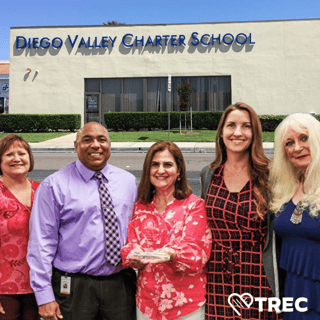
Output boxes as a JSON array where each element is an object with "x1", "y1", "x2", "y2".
[{"x1": 228, "y1": 293, "x2": 254, "y2": 316}]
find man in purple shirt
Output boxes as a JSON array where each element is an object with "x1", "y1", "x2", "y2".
[{"x1": 27, "y1": 122, "x2": 138, "y2": 320}]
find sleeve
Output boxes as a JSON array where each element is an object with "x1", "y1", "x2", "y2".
[
  {"x1": 27, "y1": 180, "x2": 60, "y2": 306},
  {"x1": 121, "y1": 203, "x2": 143, "y2": 268},
  {"x1": 169, "y1": 197, "x2": 212, "y2": 274}
]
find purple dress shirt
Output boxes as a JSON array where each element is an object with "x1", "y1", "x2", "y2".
[{"x1": 27, "y1": 160, "x2": 137, "y2": 306}]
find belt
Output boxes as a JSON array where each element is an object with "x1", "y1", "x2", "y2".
[{"x1": 53, "y1": 267, "x2": 122, "y2": 280}]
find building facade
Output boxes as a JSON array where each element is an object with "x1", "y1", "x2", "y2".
[
  {"x1": 0, "y1": 61, "x2": 9, "y2": 113},
  {"x1": 9, "y1": 19, "x2": 320, "y2": 124}
]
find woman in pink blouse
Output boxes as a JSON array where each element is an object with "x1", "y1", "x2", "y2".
[
  {"x1": 121, "y1": 141, "x2": 212, "y2": 320},
  {"x1": 0, "y1": 134, "x2": 39, "y2": 320}
]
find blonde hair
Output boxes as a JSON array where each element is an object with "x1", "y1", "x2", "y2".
[{"x1": 269, "y1": 113, "x2": 320, "y2": 216}]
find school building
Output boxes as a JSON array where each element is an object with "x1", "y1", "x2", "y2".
[{"x1": 9, "y1": 19, "x2": 320, "y2": 124}]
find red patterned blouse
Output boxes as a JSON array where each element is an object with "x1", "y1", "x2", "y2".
[
  {"x1": 205, "y1": 165, "x2": 281, "y2": 320},
  {"x1": 122, "y1": 194, "x2": 212, "y2": 320},
  {"x1": 0, "y1": 179, "x2": 39, "y2": 294}
]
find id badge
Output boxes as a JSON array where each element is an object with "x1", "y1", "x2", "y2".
[{"x1": 60, "y1": 276, "x2": 71, "y2": 294}]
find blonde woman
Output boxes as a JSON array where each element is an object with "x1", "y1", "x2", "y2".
[{"x1": 266, "y1": 113, "x2": 320, "y2": 319}]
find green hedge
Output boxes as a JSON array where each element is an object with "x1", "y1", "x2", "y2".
[
  {"x1": 0, "y1": 114, "x2": 81, "y2": 132},
  {"x1": 104, "y1": 111, "x2": 224, "y2": 131},
  {"x1": 105, "y1": 112, "x2": 320, "y2": 132},
  {"x1": 259, "y1": 115, "x2": 287, "y2": 132},
  {"x1": 1, "y1": 112, "x2": 318, "y2": 133},
  {"x1": 260, "y1": 114, "x2": 320, "y2": 132}
]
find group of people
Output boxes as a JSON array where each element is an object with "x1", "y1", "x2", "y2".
[{"x1": 0, "y1": 103, "x2": 319, "y2": 320}]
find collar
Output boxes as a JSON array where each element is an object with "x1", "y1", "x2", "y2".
[{"x1": 76, "y1": 159, "x2": 110, "y2": 182}]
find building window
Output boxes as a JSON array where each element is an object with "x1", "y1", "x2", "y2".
[
  {"x1": 85, "y1": 78, "x2": 100, "y2": 92},
  {"x1": 145, "y1": 78, "x2": 168, "y2": 112},
  {"x1": 172, "y1": 76, "x2": 231, "y2": 111},
  {"x1": 85, "y1": 76, "x2": 231, "y2": 115}
]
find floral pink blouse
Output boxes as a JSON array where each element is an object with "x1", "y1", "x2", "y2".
[
  {"x1": 121, "y1": 193, "x2": 212, "y2": 320},
  {"x1": 0, "y1": 179, "x2": 39, "y2": 294}
]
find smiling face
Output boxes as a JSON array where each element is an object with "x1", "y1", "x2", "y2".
[
  {"x1": 74, "y1": 122, "x2": 111, "y2": 171},
  {"x1": 1, "y1": 141, "x2": 30, "y2": 179},
  {"x1": 150, "y1": 149, "x2": 180, "y2": 194},
  {"x1": 222, "y1": 109, "x2": 253, "y2": 156},
  {"x1": 283, "y1": 126, "x2": 311, "y2": 172}
]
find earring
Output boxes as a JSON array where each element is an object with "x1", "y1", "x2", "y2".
[{"x1": 177, "y1": 176, "x2": 181, "y2": 181}]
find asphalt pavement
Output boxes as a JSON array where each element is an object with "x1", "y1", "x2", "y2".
[{"x1": 29, "y1": 133, "x2": 275, "y2": 153}]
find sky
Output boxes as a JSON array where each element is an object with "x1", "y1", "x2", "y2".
[{"x1": 1, "y1": 0, "x2": 319, "y2": 60}]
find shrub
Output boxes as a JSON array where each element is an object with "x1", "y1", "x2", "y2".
[
  {"x1": 104, "y1": 112, "x2": 319, "y2": 132},
  {"x1": 104, "y1": 111, "x2": 224, "y2": 131},
  {"x1": 0, "y1": 114, "x2": 81, "y2": 132},
  {"x1": 259, "y1": 115, "x2": 287, "y2": 132}
]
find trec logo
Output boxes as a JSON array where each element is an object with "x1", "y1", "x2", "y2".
[{"x1": 228, "y1": 293, "x2": 308, "y2": 316}]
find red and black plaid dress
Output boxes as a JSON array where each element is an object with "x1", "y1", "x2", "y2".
[{"x1": 205, "y1": 165, "x2": 281, "y2": 320}]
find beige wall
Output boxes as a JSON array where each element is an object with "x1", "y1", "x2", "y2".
[{"x1": 9, "y1": 19, "x2": 320, "y2": 121}]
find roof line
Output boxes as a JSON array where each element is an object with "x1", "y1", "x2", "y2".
[{"x1": 10, "y1": 18, "x2": 320, "y2": 30}]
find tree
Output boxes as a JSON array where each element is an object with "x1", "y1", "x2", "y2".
[
  {"x1": 177, "y1": 80, "x2": 192, "y2": 133},
  {"x1": 102, "y1": 21, "x2": 126, "y2": 25}
]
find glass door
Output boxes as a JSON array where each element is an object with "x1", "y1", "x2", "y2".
[
  {"x1": 85, "y1": 93, "x2": 100, "y2": 124},
  {"x1": 0, "y1": 97, "x2": 4, "y2": 114}
]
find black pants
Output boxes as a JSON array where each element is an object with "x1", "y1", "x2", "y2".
[
  {"x1": 0, "y1": 294, "x2": 39, "y2": 320},
  {"x1": 52, "y1": 268, "x2": 136, "y2": 320}
]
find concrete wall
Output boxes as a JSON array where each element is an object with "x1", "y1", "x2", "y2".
[{"x1": 9, "y1": 19, "x2": 320, "y2": 120}]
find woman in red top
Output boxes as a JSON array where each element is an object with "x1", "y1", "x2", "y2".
[
  {"x1": 122, "y1": 141, "x2": 212, "y2": 320},
  {"x1": 200, "y1": 103, "x2": 281, "y2": 319},
  {"x1": 0, "y1": 134, "x2": 39, "y2": 320}
]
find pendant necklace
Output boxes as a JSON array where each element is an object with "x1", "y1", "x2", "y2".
[{"x1": 290, "y1": 200, "x2": 307, "y2": 225}]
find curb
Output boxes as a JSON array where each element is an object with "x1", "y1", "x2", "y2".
[
  {"x1": 30, "y1": 147, "x2": 216, "y2": 153},
  {"x1": 30, "y1": 148, "x2": 77, "y2": 153},
  {"x1": 30, "y1": 147, "x2": 275, "y2": 154},
  {"x1": 29, "y1": 140, "x2": 274, "y2": 154}
]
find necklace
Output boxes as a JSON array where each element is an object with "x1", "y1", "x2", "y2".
[{"x1": 290, "y1": 200, "x2": 307, "y2": 225}]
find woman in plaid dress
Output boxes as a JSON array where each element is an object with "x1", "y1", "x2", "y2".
[{"x1": 200, "y1": 103, "x2": 282, "y2": 320}]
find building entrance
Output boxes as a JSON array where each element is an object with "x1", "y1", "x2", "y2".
[
  {"x1": 0, "y1": 97, "x2": 4, "y2": 114},
  {"x1": 85, "y1": 94, "x2": 100, "y2": 124}
]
